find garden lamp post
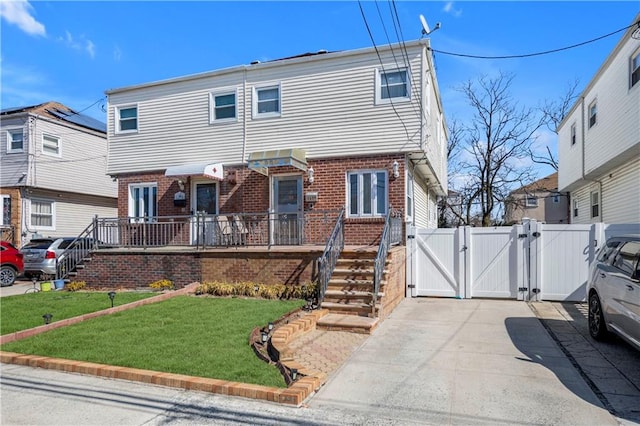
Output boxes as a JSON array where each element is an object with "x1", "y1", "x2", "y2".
[
  {"x1": 108, "y1": 291, "x2": 116, "y2": 308},
  {"x1": 42, "y1": 313, "x2": 53, "y2": 325}
]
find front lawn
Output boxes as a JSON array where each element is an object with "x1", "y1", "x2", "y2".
[
  {"x1": 0, "y1": 296, "x2": 303, "y2": 388},
  {"x1": 0, "y1": 291, "x2": 157, "y2": 335}
]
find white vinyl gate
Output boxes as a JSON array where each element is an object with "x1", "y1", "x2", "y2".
[{"x1": 407, "y1": 221, "x2": 640, "y2": 302}]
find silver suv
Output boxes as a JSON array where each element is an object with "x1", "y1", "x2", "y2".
[
  {"x1": 587, "y1": 235, "x2": 640, "y2": 351},
  {"x1": 20, "y1": 237, "x2": 97, "y2": 279}
]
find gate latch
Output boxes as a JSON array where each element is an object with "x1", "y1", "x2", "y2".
[
  {"x1": 532, "y1": 232, "x2": 541, "y2": 237},
  {"x1": 407, "y1": 284, "x2": 416, "y2": 288},
  {"x1": 531, "y1": 288, "x2": 541, "y2": 294},
  {"x1": 518, "y1": 287, "x2": 528, "y2": 292},
  {"x1": 518, "y1": 233, "x2": 528, "y2": 239},
  {"x1": 407, "y1": 235, "x2": 416, "y2": 239}
]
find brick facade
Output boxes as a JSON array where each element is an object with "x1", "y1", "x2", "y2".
[{"x1": 117, "y1": 153, "x2": 405, "y2": 246}]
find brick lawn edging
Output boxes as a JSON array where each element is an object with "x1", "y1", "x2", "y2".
[{"x1": 0, "y1": 283, "x2": 323, "y2": 406}]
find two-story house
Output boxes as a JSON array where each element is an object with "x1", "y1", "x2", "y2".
[
  {"x1": 0, "y1": 102, "x2": 118, "y2": 246},
  {"x1": 105, "y1": 39, "x2": 448, "y2": 246},
  {"x1": 504, "y1": 172, "x2": 570, "y2": 225},
  {"x1": 558, "y1": 13, "x2": 640, "y2": 224}
]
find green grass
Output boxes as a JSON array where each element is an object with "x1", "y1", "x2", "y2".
[
  {"x1": 0, "y1": 291, "x2": 157, "y2": 335},
  {"x1": 1, "y1": 296, "x2": 304, "y2": 388}
]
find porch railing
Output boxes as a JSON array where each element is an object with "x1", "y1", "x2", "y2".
[
  {"x1": 372, "y1": 207, "x2": 403, "y2": 315},
  {"x1": 55, "y1": 219, "x2": 101, "y2": 280},
  {"x1": 90, "y1": 210, "x2": 342, "y2": 249},
  {"x1": 317, "y1": 207, "x2": 345, "y2": 306}
]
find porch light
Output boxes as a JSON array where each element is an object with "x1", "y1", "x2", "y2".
[
  {"x1": 42, "y1": 313, "x2": 53, "y2": 325},
  {"x1": 291, "y1": 368, "x2": 298, "y2": 381},
  {"x1": 392, "y1": 161, "x2": 399, "y2": 179},
  {"x1": 307, "y1": 167, "x2": 315, "y2": 184},
  {"x1": 177, "y1": 180, "x2": 185, "y2": 191},
  {"x1": 108, "y1": 291, "x2": 116, "y2": 308}
]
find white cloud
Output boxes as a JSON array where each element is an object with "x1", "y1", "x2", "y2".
[
  {"x1": 443, "y1": 2, "x2": 462, "y2": 18},
  {"x1": 113, "y1": 46, "x2": 122, "y2": 62},
  {"x1": 0, "y1": 0, "x2": 45, "y2": 36},
  {"x1": 59, "y1": 30, "x2": 96, "y2": 58}
]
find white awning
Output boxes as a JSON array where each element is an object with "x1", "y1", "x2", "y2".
[
  {"x1": 164, "y1": 162, "x2": 224, "y2": 180},
  {"x1": 247, "y1": 148, "x2": 307, "y2": 176}
]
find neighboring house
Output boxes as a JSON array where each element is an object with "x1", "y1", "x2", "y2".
[
  {"x1": 105, "y1": 39, "x2": 448, "y2": 246},
  {"x1": 504, "y1": 172, "x2": 569, "y2": 225},
  {"x1": 558, "y1": 13, "x2": 640, "y2": 224},
  {"x1": 0, "y1": 102, "x2": 118, "y2": 246}
]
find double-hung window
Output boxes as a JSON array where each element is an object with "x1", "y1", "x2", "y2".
[
  {"x1": 347, "y1": 171, "x2": 388, "y2": 217},
  {"x1": 573, "y1": 199, "x2": 578, "y2": 218},
  {"x1": 570, "y1": 123, "x2": 576, "y2": 146},
  {"x1": 6, "y1": 129, "x2": 24, "y2": 153},
  {"x1": 590, "y1": 191, "x2": 600, "y2": 219},
  {"x1": 631, "y1": 49, "x2": 640, "y2": 88},
  {"x1": 525, "y1": 196, "x2": 538, "y2": 207},
  {"x1": 42, "y1": 134, "x2": 60, "y2": 156},
  {"x1": 253, "y1": 85, "x2": 280, "y2": 118},
  {"x1": 30, "y1": 198, "x2": 54, "y2": 230},
  {"x1": 116, "y1": 105, "x2": 138, "y2": 133},
  {"x1": 129, "y1": 183, "x2": 158, "y2": 222},
  {"x1": 376, "y1": 69, "x2": 410, "y2": 104},
  {"x1": 210, "y1": 91, "x2": 236, "y2": 122},
  {"x1": 588, "y1": 100, "x2": 597, "y2": 128}
]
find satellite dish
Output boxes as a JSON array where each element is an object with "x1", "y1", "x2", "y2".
[{"x1": 420, "y1": 14, "x2": 441, "y2": 36}]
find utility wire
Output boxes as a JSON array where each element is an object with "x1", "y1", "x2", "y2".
[{"x1": 430, "y1": 20, "x2": 640, "y2": 59}]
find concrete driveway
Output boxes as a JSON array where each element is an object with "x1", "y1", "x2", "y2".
[{"x1": 309, "y1": 298, "x2": 626, "y2": 425}]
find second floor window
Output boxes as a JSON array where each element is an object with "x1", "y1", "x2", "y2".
[
  {"x1": 570, "y1": 123, "x2": 576, "y2": 146},
  {"x1": 42, "y1": 134, "x2": 60, "y2": 156},
  {"x1": 588, "y1": 101, "x2": 597, "y2": 128},
  {"x1": 129, "y1": 183, "x2": 158, "y2": 222},
  {"x1": 377, "y1": 69, "x2": 410, "y2": 103},
  {"x1": 211, "y1": 92, "x2": 236, "y2": 122},
  {"x1": 117, "y1": 106, "x2": 138, "y2": 133},
  {"x1": 525, "y1": 196, "x2": 538, "y2": 207},
  {"x1": 631, "y1": 50, "x2": 640, "y2": 88},
  {"x1": 347, "y1": 170, "x2": 387, "y2": 217},
  {"x1": 7, "y1": 129, "x2": 23, "y2": 153},
  {"x1": 254, "y1": 86, "x2": 280, "y2": 118}
]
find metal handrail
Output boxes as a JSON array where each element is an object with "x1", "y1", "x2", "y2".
[
  {"x1": 317, "y1": 207, "x2": 345, "y2": 306},
  {"x1": 372, "y1": 207, "x2": 402, "y2": 315},
  {"x1": 55, "y1": 217, "x2": 100, "y2": 280}
]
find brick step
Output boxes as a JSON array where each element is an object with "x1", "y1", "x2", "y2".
[
  {"x1": 328, "y1": 278, "x2": 386, "y2": 287},
  {"x1": 315, "y1": 313, "x2": 379, "y2": 334},
  {"x1": 335, "y1": 259, "x2": 389, "y2": 267},
  {"x1": 323, "y1": 290, "x2": 384, "y2": 304},
  {"x1": 320, "y1": 301, "x2": 379, "y2": 317}
]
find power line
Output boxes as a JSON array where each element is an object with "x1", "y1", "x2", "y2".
[{"x1": 430, "y1": 20, "x2": 640, "y2": 59}]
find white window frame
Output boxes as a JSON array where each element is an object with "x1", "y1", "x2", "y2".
[
  {"x1": 128, "y1": 183, "x2": 158, "y2": 222},
  {"x1": 2, "y1": 194, "x2": 11, "y2": 225},
  {"x1": 573, "y1": 199, "x2": 578, "y2": 218},
  {"x1": 590, "y1": 190, "x2": 600, "y2": 219},
  {"x1": 525, "y1": 195, "x2": 538, "y2": 207},
  {"x1": 209, "y1": 89, "x2": 238, "y2": 123},
  {"x1": 42, "y1": 133, "x2": 61, "y2": 157},
  {"x1": 252, "y1": 84, "x2": 281, "y2": 119},
  {"x1": 375, "y1": 68, "x2": 411, "y2": 105},
  {"x1": 30, "y1": 198, "x2": 55, "y2": 231},
  {"x1": 346, "y1": 170, "x2": 388, "y2": 218},
  {"x1": 588, "y1": 100, "x2": 597, "y2": 129},
  {"x1": 6, "y1": 127, "x2": 24, "y2": 153},
  {"x1": 115, "y1": 104, "x2": 138, "y2": 134},
  {"x1": 570, "y1": 123, "x2": 576, "y2": 146},
  {"x1": 631, "y1": 48, "x2": 640, "y2": 88}
]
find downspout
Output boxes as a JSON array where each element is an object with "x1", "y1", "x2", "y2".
[{"x1": 241, "y1": 66, "x2": 248, "y2": 163}]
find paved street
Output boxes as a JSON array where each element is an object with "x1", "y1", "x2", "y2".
[{"x1": 1, "y1": 297, "x2": 639, "y2": 425}]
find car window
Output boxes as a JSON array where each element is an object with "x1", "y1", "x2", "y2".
[
  {"x1": 21, "y1": 239, "x2": 55, "y2": 250},
  {"x1": 597, "y1": 240, "x2": 621, "y2": 263},
  {"x1": 612, "y1": 241, "x2": 640, "y2": 278},
  {"x1": 58, "y1": 240, "x2": 75, "y2": 250}
]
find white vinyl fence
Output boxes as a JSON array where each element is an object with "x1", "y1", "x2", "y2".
[{"x1": 406, "y1": 221, "x2": 640, "y2": 302}]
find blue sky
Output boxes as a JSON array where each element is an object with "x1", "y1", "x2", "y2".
[{"x1": 1, "y1": 1, "x2": 638, "y2": 178}]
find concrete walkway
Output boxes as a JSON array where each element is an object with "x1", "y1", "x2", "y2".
[{"x1": 308, "y1": 298, "x2": 620, "y2": 425}]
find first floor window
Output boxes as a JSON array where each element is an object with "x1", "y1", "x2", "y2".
[
  {"x1": 2, "y1": 195, "x2": 11, "y2": 225},
  {"x1": 573, "y1": 199, "x2": 578, "y2": 217},
  {"x1": 30, "y1": 199, "x2": 54, "y2": 229},
  {"x1": 590, "y1": 191, "x2": 600, "y2": 218},
  {"x1": 42, "y1": 134, "x2": 60, "y2": 156},
  {"x1": 129, "y1": 183, "x2": 158, "y2": 221},
  {"x1": 117, "y1": 105, "x2": 138, "y2": 132},
  {"x1": 7, "y1": 129, "x2": 24, "y2": 152},
  {"x1": 348, "y1": 171, "x2": 387, "y2": 217}
]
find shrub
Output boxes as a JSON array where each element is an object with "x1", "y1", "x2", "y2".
[
  {"x1": 149, "y1": 279, "x2": 174, "y2": 290},
  {"x1": 194, "y1": 281, "x2": 317, "y2": 300},
  {"x1": 66, "y1": 281, "x2": 87, "y2": 292}
]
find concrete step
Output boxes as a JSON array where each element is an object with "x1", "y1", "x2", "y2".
[{"x1": 316, "y1": 312, "x2": 379, "y2": 334}]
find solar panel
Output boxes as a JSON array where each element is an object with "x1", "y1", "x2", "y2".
[{"x1": 49, "y1": 109, "x2": 106, "y2": 133}]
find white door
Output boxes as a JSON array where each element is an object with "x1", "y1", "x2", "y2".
[
  {"x1": 413, "y1": 228, "x2": 463, "y2": 298},
  {"x1": 271, "y1": 175, "x2": 302, "y2": 245}
]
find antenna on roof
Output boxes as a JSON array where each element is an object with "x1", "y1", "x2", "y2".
[{"x1": 420, "y1": 14, "x2": 441, "y2": 37}]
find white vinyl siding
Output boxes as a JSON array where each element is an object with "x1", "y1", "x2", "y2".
[
  {"x1": 347, "y1": 170, "x2": 387, "y2": 217},
  {"x1": 413, "y1": 177, "x2": 429, "y2": 228},
  {"x1": 30, "y1": 198, "x2": 55, "y2": 230},
  {"x1": 116, "y1": 105, "x2": 138, "y2": 133},
  {"x1": 42, "y1": 133, "x2": 61, "y2": 157},
  {"x1": 6, "y1": 128, "x2": 24, "y2": 153},
  {"x1": 210, "y1": 90, "x2": 237, "y2": 123}
]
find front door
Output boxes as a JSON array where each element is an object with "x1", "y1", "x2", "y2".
[
  {"x1": 191, "y1": 181, "x2": 218, "y2": 245},
  {"x1": 272, "y1": 175, "x2": 303, "y2": 245}
]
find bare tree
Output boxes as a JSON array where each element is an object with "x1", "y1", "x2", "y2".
[
  {"x1": 456, "y1": 71, "x2": 544, "y2": 227},
  {"x1": 530, "y1": 79, "x2": 581, "y2": 170}
]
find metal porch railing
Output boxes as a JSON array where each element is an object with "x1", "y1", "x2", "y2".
[
  {"x1": 372, "y1": 207, "x2": 403, "y2": 315},
  {"x1": 316, "y1": 207, "x2": 345, "y2": 306}
]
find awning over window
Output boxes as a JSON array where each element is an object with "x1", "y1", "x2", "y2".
[
  {"x1": 164, "y1": 162, "x2": 224, "y2": 180},
  {"x1": 247, "y1": 148, "x2": 307, "y2": 176}
]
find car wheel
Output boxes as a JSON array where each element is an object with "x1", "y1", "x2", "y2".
[
  {"x1": 0, "y1": 265, "x2": 17, "y2": 287},
  {"x1": 588, "y1": 293, "x2": 609, "y2": 340}
]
